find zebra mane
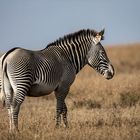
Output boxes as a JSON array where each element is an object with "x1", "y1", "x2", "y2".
[{"x1": 46, "y1": 29, "x2": 98, "y2": 48}]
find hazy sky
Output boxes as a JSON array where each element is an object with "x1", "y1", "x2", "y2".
[{"x1": 0, "y1": 0, "x2": 140, "y2": 52}]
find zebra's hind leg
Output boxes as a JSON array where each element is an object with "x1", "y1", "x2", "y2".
[
  {"x1": 54, "y1": 89, "x2": 69, "y2": 128},
  {"x1": 6, "y1": 97, "x2": 23, "y2": 132},
  {"x1": 10, "y1": 99, "x2": 22, "y2": 131},
  {"x1": 5, "y1": 96, "x2": 13, "y2": 131},
  {"x1": 5, "y1": 95, "x2": 21, "y2": 132},
  {"x1": 8, "y1": 90, "x2": 26, "y2": 132},
  {"x1": 4, "y1": 78, "x2": 14, "y2": 131}
]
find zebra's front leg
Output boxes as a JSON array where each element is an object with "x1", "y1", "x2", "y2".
[
  {"x1": 55, "y1": 101, "x2": 68, "y2": 128},
  {"x1": 54, "y1": 89, "x2": 69, "y2": 128},
  {"x1": 55, "y1": 98, "x2": 63, "y2": 128},
  {"x1": 62, "y1": 102, "x2": 68, "y2": 128}
]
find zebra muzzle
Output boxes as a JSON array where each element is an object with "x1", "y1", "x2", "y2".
[{"x1": 104, "y1": 64, "x2": 114, "y2": 80}]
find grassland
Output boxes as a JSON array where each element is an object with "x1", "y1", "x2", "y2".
[{"x1": 0, "y1": 44, "x2": 140, "y2": 140}]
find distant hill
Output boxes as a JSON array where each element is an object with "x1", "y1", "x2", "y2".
[{"x1": 106, "y1": 43, "x2": 140, "y2": 48}]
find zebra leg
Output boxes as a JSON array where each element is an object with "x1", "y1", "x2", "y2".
[
  {"x1": 55, "y1": 95, "x2": 63, "y2": 128},
  {"x1": 54, "y1": 89, "x2": 69, "y2": 128},
  {"x1": 4, "y1": 79, "x2": 14, "y2": 131},
  {"x1": 6, "y1": 98, "x2": 21, "y2": 131},
  {"x1": 62, "y1": 102, "x2": 68, "y2": 128},
  {"x1": 10, "y1": 99, "x2": 22, "y2": 131},
  {"x1": 6, "y1": 97, "x2": 22, "y2": 132},
  {"x1": 5, "y1": 97, "x2": 13, "y2": 131},
  {"x1": 9, "y1": 89, "x2": 26, "y2": 131}
]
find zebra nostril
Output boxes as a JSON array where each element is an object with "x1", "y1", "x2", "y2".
[
  {"x1": 104, "y1": 70, "x2": 114, "y2": 80},
  {"x1": 108, "y1": 71, "x2": 113, "y2": 77}
]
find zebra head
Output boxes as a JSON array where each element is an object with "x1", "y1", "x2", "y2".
[{"x1": 87, "y1": 29, "x2": 114, "y2": 80}]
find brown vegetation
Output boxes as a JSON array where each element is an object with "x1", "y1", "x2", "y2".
[{"x1": 0, "y1": 44, "x2": 140, "y2": 140}]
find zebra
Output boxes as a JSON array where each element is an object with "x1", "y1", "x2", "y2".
[{"x1": 1, "y1": 29, "x2": 114, "y2": 131}]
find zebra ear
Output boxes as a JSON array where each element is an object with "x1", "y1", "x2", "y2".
[
  {"x1": 93, "y1": 34, "x2": 101, "y2": 44},
  {"x1": 99, "y1": 28, "x2": 105, "y2": 40},
  {"x1": 99, "y1": 28, "x2": 105, "y2": 36},
  {"x1": 93, "y1": 28, "x2": 105, "y2": 44}
]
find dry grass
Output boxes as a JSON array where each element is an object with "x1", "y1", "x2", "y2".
[{"x1": 0, "y1": 44, "x2": 140, "y2": 140}]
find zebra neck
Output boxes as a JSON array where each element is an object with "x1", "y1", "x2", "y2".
[{"x1": 58, "y1": 43, "x2": 91, "y2": 73}]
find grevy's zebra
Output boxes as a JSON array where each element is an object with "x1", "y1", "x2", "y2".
[{"x1": 1, "y1": 29, "x2": 114, "y2": 131}]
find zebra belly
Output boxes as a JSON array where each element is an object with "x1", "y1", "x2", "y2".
[{"x1": 27, "y1": 84, "x2": 56, "y2": 97}]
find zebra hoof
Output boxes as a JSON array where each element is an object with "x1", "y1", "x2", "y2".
[
  {"x1": 9, "y1": 129, "x2": 20, "y2": 134},
  {"x1": 55, "y1": 124, "x2": 60, "y2": 129}
]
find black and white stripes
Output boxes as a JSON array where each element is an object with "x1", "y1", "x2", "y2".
[
  {"x1": 47, "y1": 29, "x2": 94, "y2": 73},
  {"x1": 0, "y1": 29, "x2": 114, "y2": 131}
]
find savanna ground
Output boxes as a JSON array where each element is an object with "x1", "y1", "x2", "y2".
[{"x1": 0, "y1": 44, "x2": 140, "y2": 140}]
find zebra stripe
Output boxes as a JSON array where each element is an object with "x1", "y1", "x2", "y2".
[{"x1": 1, "y1": 29, "x2": 114, "y2": 131}]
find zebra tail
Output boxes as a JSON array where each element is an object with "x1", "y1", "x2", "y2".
[
  {"x1": 0, "y1": 48, "x2": 19, "y2": 108},
  {"x1": 0, "y1": 57, "x2": 6, "y2": 108}
]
